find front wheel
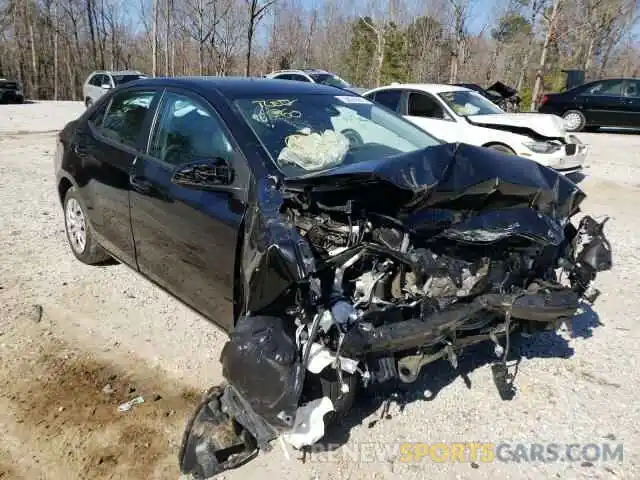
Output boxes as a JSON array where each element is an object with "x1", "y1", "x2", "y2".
[
  {"x1": 562, "y1": 109, "x2": 586, "y2": 132},
  {"x1": 85, "y1": 97, "x2": 93, "y2": 108},
  {"x1": 63, "y1": 187, "x2": 111, "y2": 264}
]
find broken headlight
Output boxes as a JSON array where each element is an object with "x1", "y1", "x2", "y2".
[{"x1": 523, "y1": 140, "x2": 562, "y2": 154}]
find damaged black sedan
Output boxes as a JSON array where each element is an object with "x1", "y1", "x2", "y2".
[{"x1": 53, "y1": 77, "x2": 612, "y2": 479}]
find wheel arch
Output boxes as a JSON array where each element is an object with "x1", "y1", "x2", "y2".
[
  {"x1": 482, "y1": 141, "x2": 516, "y2": 154},
  {"x1": 57, "y1": 176, "x2": 75, "y2": 205}
]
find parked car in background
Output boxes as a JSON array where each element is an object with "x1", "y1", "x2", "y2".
[
  {"x1": 363, "y1": 83, "x2": 586, "y2": 175},
  {"x1": 265, "y1": 68, "x2": 366, "y2": 94},
  {"x1": 454, "y1": 81, "x2": 521, "y2": 112},
  {"x1": 537, "y1": 77, "x2": 640, "y2": 132},
  {"x1": 82, "y1": 70, "x2": 147, "y2": 108},
  {"x1": 0, "y1": 78, "x2": 24, "y2": 104},
  {"x1": 53, "y1": 76, "x2": 612, "y2": 479}
]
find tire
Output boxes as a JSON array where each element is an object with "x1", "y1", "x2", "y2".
[
  {"x1": 63, "y1": 187, "x2": 110, "y2": 265},
  {"x1": 486, "y1": 143, "x2": 516, "y2": 155},
  {"x1": 562, "y1": 109, "x2": 586, "y2": 132},
  {"x1": 85, "y1": 97, "x2": 93, "y2": 108}
]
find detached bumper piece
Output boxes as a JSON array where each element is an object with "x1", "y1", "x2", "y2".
[{"x1": 179, "y1": 384, "x2": 274, "y2": 479}]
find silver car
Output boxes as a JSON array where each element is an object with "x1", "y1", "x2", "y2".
[
  {"x1": 82, "y1": 70, "x2": 147, "y2": 108},
  {"x1": 264, "y1": 69, "x2": 367, "y2": 94}
]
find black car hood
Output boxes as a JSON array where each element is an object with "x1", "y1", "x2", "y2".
[{"x1": 283, "y1": 142, "x2": 585, "y2": 245}]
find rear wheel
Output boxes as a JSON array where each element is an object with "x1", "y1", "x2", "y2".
[
  {"x1": 486, "y1": 143, "x2": 516, "y2": 155},
  {"x1": 562, "y1": 109, "x2": 586, "y2": 132},
  {"x1": 63, "y1": 187, "x2": 111, "y2": 265}
]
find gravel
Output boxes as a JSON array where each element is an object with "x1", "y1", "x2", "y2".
[{"x1": 1, "y1": 101, "x2": 639, "y2": 479}]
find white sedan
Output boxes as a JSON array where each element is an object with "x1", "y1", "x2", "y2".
[{"x1": 362, "y1": 83, "x2": 587, "y2": 175}]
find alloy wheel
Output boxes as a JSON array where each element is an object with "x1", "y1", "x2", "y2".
[
  {"x1": 563, "y1": 112, "x2": 583, "y2": 131},
  {"x1": 65, "y1": 198, "x2": 87, "y2": 254}
]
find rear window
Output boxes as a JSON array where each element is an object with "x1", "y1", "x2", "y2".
[
  {"x1": 368, "y1": 90, "x2": 402, "y2": 112},
  {"x1": 113, "y1": 74, "x2": 146, "y2": 85}
]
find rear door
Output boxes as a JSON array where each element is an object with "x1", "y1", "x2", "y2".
[
  {"x1": 72, "y1": 87, "x2": 161, "y2": 265},
  {"x1": 128, "y1": 88, "x2": 250, "y2": 331},
  {"x1": 578, "y1": 79, "x2": 626, "y2": 127},
  {"x1": 363, "y1": 88, "x2": 403, "y2": 113},
  {"x1": 619, "y1": 79, "x2": 640, "y2": 128}
]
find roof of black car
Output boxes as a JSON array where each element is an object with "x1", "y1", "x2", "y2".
[{"x1": 130, "y1": 76, "x2": 350, "y2": 97}]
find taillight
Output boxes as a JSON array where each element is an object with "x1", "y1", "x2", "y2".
[{"x1": 540, "y1": 95, "x2": 549, "y2": 105}]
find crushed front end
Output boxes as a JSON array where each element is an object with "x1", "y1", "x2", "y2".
[{"x1": 179, "y1": 143, "x2": 612, "y2": 479}]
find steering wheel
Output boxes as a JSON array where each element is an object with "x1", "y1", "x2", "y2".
[{"x1": 340, "y1": 128, "x2": 364, "y2": 148}]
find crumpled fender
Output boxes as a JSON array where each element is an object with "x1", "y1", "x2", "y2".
[{"x1": 239, "y1": 176, "x2": 317, "y2": 315}]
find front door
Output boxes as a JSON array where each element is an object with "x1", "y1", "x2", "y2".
[
  {"x1": 403, "y1": 91, "x2": 461, "y2": 142},
  {"x1": 129, "y1": 89, "x2": 249, "y2": 332},
  {"x1": 579, "y1": 79, "x2": 626, "y2": 127}
]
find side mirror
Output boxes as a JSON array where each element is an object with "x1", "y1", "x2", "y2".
[
  {"x1": 171, "y1": 158, "x2": 235, "y2": 190},
  {"x1": 101, "y1": 83, "x2": 112, "y2": 90}
]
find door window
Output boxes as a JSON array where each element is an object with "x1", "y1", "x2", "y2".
[
  {"x1": 98, "y1": 90, "x2": 155, "y2": 148},
  {"x1": 367, "y1": 89, "x2": 402, "y2": 112},
  {"x1": 88, "y1": 99, "x2": 109, "y2": 128},
  {"x1": 289, "y1": 74, "x2": 311, "y2": 82},
  {"x1": 623, "y1": 80, "x2": 640, "y2": 97},
  {"x1": 408, "y1": 92, "x2": 447, "y2": 119},
  {"x1": 583, "y1": 80, "x2": 624, "y2": 96},
  {"x1": 275, "y1": 74, "x2": 310, "y2": 82},
  {"x1": 149, "y1": 92, "x2": 234, "y2": 166}
]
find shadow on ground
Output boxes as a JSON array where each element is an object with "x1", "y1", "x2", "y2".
[{"x1": 317, "y1": 302, "x2": 603, "y2": 451}]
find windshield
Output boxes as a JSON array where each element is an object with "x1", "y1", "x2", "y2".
[
  {"x1": 309, "y1": 73, "x2": 351, "y2": 88},
  {"x1": 234, "y1": 93, "x2": 442, "y2": 176},
  {"x1": 113, "y1": 74, "x2": 146, "y2": 85},
  {"x1": 439, "y1": 90, "x2": 504, "y2": 116}
]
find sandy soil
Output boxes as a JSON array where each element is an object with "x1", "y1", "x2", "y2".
[{"x1": 1, "y1": 101, "x2": 639, "y2": 479}]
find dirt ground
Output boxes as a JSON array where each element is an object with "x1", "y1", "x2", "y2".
[{"x1": 1, "y1": 101, "x2": 640, "y2": 479}]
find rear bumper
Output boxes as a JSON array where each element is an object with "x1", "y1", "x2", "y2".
[
  {"x1": 340, "y1": 287, "x2": 579, "y2": 357},
  {"x1": 0, "y1": 90, "x2": 24, "y2": 103}
]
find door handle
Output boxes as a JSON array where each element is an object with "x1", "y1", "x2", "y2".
[
  {"x1": 129, "y1": 175, "x2": 152, "y2": 193},
  {"x1": 73, "y1": 144, "x2": 89, "y2": 155}
]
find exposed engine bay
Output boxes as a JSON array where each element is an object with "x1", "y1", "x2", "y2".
[{"x1": 178, "y1": 143, "x2": 612, "y2": 479}]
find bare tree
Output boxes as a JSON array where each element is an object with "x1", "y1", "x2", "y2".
[
  {"x1": 530, "y1": 0, "x2": 563, "y2": 111},
  {"x1": 447, "y1": 0, "x2": 469, "y2": 83},
  {"x1": 361, "y1": 17, "x2": 386, "y2": 87},
  {"x1": 152, "y1": 0, "x2": 158, "y2": 75},
  {"x1": 245, "y1": 0, "x2": 276, "y2": 76}
]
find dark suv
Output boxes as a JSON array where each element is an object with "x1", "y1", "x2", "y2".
[
  {"x1": 0, "y1": 78, "x2": 24, "y2": 103},
  {"x1": 54, "y1": 77, "x2": 611, "y2": 479},
  {"x1": 537, "y1": 77, "x2": 640, "y2": 132}
]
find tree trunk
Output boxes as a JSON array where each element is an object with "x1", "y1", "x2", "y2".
[
  {"x1": 582, "y1": 36, "x2": 595, "y2": 75},
  {"x1": 29, "y1": 3, "x2": 38, "y2": 98},
  {"x1": 152, "y1": 0, "x2": 158, "y2": 76},
  {"x1": 375, "y1": 31, "x2": 385, "y2": 87},
  {"x1": 54, "y1": 0, "x2": 59, "y2": 100},
  {"x1": 165, "y1": 0, "x2": 172, "y2": 76},
  {"x1": 86, "y1": 0, "x2": 98, "y2": 66},
  {"x1": 530, "y1": 0, "x2": 562, "y2": 112},
  {"x1": 246, "y1": 24, "x2": 254, "y2": 76}
]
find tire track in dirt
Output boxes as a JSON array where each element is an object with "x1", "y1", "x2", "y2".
[{"x1": 0, "y1": 319, "x2": 201, "y2": 479}]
